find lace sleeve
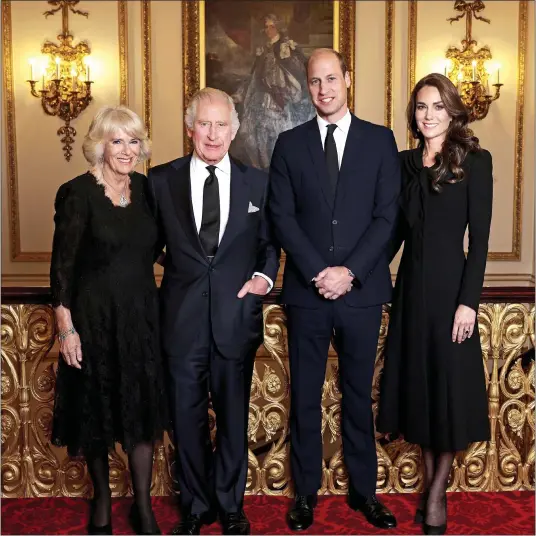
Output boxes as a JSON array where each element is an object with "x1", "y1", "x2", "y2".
[{"x1": 50, "y1": 180, "x2": 89, "y2": 308}]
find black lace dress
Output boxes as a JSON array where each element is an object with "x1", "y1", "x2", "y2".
[{"x1": 50, "y1": 171, "x2": 168, "y2": 456}]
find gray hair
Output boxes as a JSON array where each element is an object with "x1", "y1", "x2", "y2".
[{"x1": 184, "y1": 87, "x2": 240, "y2": 135}]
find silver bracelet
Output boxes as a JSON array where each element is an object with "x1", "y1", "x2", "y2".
[{"x1": 58, "y1": 326, "x2": 76, "y2": 342}]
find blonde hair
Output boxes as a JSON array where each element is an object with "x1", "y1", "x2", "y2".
[
  {"x1": 82, "y1": 105, "x2": 152, "y2": 177},
  {"x1": 184, "y1": 88, "x2": 240, "y2": 135}
]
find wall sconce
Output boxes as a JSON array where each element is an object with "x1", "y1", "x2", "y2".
[
  {"x1": 27, "y1": 1, "x2": 94, "y2": 161},
  {"x1": 443, "y1": 0, "x2": 502, "y2": 122}
]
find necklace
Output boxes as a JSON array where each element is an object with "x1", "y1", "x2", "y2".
[{"x1": 102, "y1": 175, "x2": 130, "y2": 207}]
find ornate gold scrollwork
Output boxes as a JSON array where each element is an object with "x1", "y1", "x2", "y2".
[{"x1": 1, "y1": 302, "x2": 534, "y2": 497}]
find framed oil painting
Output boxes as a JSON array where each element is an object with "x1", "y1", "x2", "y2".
[{"x1": 182, "y1": 0, "x2": 355, "y2": 170}]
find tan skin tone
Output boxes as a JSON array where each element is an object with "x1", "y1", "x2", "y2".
[
  {"x1": 415, "y1": 85, "x2": 476, "y2": 344},
  {"x1": 56, "y1": 131, "x2": 141, "y2": 368},
  {"x1": 307, "y1": 49, "x2": 354, "y2": 300},
  {"x1": 187, "y1": 95, "x2": 269, "y2": 298}
]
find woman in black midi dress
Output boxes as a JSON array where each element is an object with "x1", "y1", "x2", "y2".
[
  {"x1": 50, "y1": 106, "x2": 167, "y2": 535},
  {"x1": 377, "y1": 74, "x2": 493, "y2": 535}
]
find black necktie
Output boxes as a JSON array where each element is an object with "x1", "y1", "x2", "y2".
[
  {"x1": 199, "y1": 165, "x2": 220, "y2": 258},
  {"x1": 325, "y1": 123, "x2": 339, "y2": 194}
]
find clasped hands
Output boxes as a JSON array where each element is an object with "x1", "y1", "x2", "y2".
[{"x1": 314, "y1": 266, "x2": 354, "y2": 300}]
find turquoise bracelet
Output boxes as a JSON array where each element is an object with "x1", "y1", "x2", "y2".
[{"x1": 58, "y1": 327, "x2": 76, "y2": 342}]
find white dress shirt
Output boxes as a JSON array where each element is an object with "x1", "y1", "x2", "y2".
[
  {"x1": 190, "y1": 152, "x2": 273, "y2": 291},
  {"x1": 316, "y1": 109, "x2": 351, "y2": 170}
]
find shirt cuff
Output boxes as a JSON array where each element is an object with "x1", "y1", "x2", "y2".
[{"x1": 252, "y1": 272, "x2": 274, "y2": 293}]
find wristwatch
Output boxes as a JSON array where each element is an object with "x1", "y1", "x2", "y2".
[{"x1": 347, "y1": 268, "x2": 356, "y2": 280}]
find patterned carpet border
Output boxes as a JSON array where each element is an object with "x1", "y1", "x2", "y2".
[{"x1": 1, "y1": 492, "x2": 534, "y2": 535}]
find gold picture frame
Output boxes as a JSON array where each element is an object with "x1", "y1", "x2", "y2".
[{"x1": 181, "y1": 0, "x2": 356, "y2": 157}]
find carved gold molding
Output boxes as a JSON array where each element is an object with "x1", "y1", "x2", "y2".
[
  {"x1": 488, "y1": 0, "x2": 527, "y2": 262},
  {"x1": 406, "y1": 0, "x2": 526, "y2": 261},
  {"x1": 181, "y1": 0, "x2": 357, "y2": 156},
  {"x1": 2, "y1": 1, "x2": 129, "y2": 262},
  {"x1": 2, "y1": 301, "x2": 534, "y2": 497},
  {"x1": 118, "y1": 0, "x2": 128, "y2": 106},
  {"x1": 385, "y1": 0, "x2": 395, "y2": 130},
  {"x1": 141, "y1": 0, "x2": 152, "y2": 149},
  {"x1": 406, "y1": 0, "x2": 418, "y2": 150}
]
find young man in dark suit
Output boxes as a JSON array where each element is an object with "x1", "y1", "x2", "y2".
[
  {"x1": 148, "y1": 88, "x2": 279, "y2": 535},
  {"x1": 269, "y1": 48, "x2": 401, "y2": 531}
]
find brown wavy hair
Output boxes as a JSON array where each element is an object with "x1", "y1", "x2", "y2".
[{"x1": 407, "y1": 73, "x2": 480, "y2": 192}]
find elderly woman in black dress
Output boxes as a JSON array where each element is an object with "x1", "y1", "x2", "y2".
[
  {"x1": 377, "y1": 73, "x2": 493, "y2": 535},
  {"x1": 50, "y1": 105, "x2": 167, "y2": 535}
]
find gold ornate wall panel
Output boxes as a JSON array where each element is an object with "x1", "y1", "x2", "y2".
[{"x1": 2, "y1": 301, "x2": 534, "y2": 498}]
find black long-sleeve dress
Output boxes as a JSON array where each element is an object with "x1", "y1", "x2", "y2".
[
  {"x1": 377, "y1": 147, "x2": 493, "y2": 451},
  {"x1": 50, "y1": 172, "x2": 168, "y2": 456}
]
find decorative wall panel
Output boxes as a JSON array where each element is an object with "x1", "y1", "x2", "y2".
[{"x1": 2, "y1": 299, "x2": 533, "y2": 497}]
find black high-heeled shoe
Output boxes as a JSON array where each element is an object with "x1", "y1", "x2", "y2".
[
  {"x1": 87, "y1": 499, "x2": 113, "y2": 535},
  {"x1": 423, "y1": 494, "x2": 447, "y2": 535},
  {"x1": 415, "y1": 490, "x2": 429, "y2": 524},
  {"x1": 129, "y1": 502, "x2": 161, "y2": 535}
]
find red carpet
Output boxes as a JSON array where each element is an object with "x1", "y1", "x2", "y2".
[{"x1": 1, "y1": 492, "x2": 534, "y2": 535}]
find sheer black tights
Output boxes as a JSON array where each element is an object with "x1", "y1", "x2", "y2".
[
  {"x1": 129, "y1": 442, "x2": 158, "y2": 532},
  {"x1": 419, "y1": 447, "x2": 455, "y2": 526},
  {"x1": 87, "y1": 453, "x2": 111, "y2": 528},
  {"x1": 87, "y1": 442, "x2": 156, "y2": 531}
]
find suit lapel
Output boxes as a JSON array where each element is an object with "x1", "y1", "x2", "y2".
[
  {"x1": 168, "y1": 157, "x2": 208, "y2": 262},
  {"x1": 214, "y1": 158, "x2": 249, "y2": 261},
  {"x1": 335, "y1": 115, "x2": 365, "y2": 206},
  {"x1": 306, "y1": 119, "x2": 334, "y2": 209}
]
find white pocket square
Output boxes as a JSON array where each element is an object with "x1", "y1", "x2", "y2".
[{"x1": 248, "y1": 202, "x2": 260, "y2": 213}]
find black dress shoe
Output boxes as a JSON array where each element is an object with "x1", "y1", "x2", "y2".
[
  {"x1": 423, "y1": 495, "x2": 447, "y2": 535},
  {"x1": 87, "y1": 499, "x2": 112, "y2": 535},
  {"x1": 221, "y1": 509, "x2": 250, "y2": 535},
  {"x1": 129, "y1": 503, "x2": 161, "y2": 535},
  {"x1": 348, "y1": 492, "x2": 397, "y2": 529},
  {"x1": 171, "y1": 512, "x2": 217, "y2": 535},
  {"x1": 287, "y1": 494, "x2": 317, "y2": 531},
  {"x1": 87, "y1": 522, "x2": 113, "y2": 536}
]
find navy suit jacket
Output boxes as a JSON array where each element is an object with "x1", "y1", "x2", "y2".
[
  {"x1": 148, "y1": 154, "x2": 280, "y2": 359},
  {"x1": 268, "y1": 114, "x2": 401, "y2": 308}
]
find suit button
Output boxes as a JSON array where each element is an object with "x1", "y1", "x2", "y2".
[
  {"x1": 209, "y1": 267, "x2": 214, "y2": 272},
  {"x1": 332, "y1": 220, "x2": 338, "y2": 225},
  {"x1": 202, "y1": 291, "x2": 208, "y2": 297},
  {"x1": 329, "y1": 246, "x2": 334, "y2": 252}
]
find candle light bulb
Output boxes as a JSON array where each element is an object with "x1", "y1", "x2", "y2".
[
  {"x1": 71, "y1": 67, "x2": 77, "y2": 91},
  {"x1": 55, "y1": 56, "x2": 60, "y2": 79},
  {"x1": 29, "y1": 59, "x2": 35, "y2": 81}
]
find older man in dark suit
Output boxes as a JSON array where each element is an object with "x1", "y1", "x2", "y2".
[{"x1": 148, "y1": 88, "x2": 279, "y2": 535}]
